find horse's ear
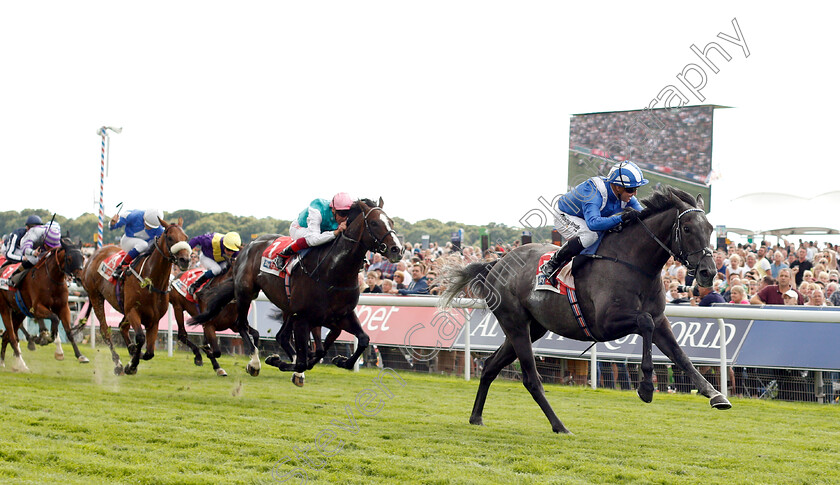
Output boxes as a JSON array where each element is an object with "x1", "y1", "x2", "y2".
[
  {"x1": 378, "y1": 197, "x2": 384, "y2": 208},
  {"x1": 177, "y1": 217, "x2": 184, "y2": 226},
  {"x1": 695, "y1": 194, "x2": 705, "y2": 211},
  {"x1": 159, "y1": 218, "x2": 169, "y2": 229}
]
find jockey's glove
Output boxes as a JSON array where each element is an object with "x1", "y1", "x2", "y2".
[{"x1": 620, "y1": 208, "x2": 640, "y2": 224}]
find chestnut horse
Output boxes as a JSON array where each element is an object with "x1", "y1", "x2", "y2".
[
  {"x1": 169, "y1": 266, "x2": 253, "y2": 377},
  {"x1": 192, "y1": 198, "x2": 402, "y2": 378},
  {"x1": 0, "y1": 237, "x2": 87, "y2": 371},
  {"x1": 81, "y1": 218, "x2": 190, "y2": 375}
]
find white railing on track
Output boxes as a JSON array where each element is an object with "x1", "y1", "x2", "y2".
[{"x1": 66, "y1": 295, "x2": 837, "y2": 396}]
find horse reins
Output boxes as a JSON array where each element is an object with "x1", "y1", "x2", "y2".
[
  {"x1": 129, "y1": 231, "x2": 189, "y2": 294},
  {"x1": 636, "y1": 207, "x2": 712, "y2": 276}
]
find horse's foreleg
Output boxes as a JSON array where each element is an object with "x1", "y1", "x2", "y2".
[
  {"x1": 635, "y1": 313, "x2": 657, "y2": 403},
  {"x1": 123, "y1": 313, "x2": 145, "y2": 375},
  {"x1": 653, "y1": 322, "x2": 731, "y2": 409},
  {"x1": 56, "y1": 306, "x2": 87, "y2": 363},
  {"x1": 142, "y1": 323, "x2": 159, "y2": 361}
]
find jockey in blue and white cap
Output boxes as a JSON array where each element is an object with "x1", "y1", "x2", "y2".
[
  {"x1": 109, "y1": 208, "x2": 165, "y2": 278},
  {"x1": 540, "y1": 160, "x2": 649, "y2": 282}
]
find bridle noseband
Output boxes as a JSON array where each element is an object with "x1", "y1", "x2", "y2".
[
  {"x1": 639, "y1": 208, "x2": 713, "y2": 276},
  {"x1": 343, "y1": 206, "x2": 398, "y2": 256}
]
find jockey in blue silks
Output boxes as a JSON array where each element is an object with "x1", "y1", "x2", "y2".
[
  {"x1": 109, "y1": 208, "x2": 165, "y2": 279},
  {"x1": 540, "y1": 161, "x2": 649, "y2": 283}
]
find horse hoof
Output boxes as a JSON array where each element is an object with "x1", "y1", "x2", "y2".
[
  {"x1": 246, "y1": 364, "x2": 260, "y2": 377},
  {"x1": 27, "y1": 341, "x2": 37, "y2": 351},
  {"x1": 265, "y1": 354, "x2": 283, "y2": 367},
  {"x1": 292, "y1": 373, "x2": 305, "y2": 387},
  {"x1": 55, "y1": 352, "x2": 65, "y2": 361},
  {"x1": 553, "y1": 426, "x2": 574, "y2": 435},
  {"x1": 114, "y1": 365, "x2": 124, "y2": 376},
  {"x1": 331, "y1": 355, "x2": 348, "y2": 368},
  {"x1": 637, "y1": 382, "x2": 655, "y2": 403},
  {"x1": 78, "y1": 356, "x2": 90, "y2": 364},
  {"x1": 216, "y1": 368, "x2": 228, "y2": 377},
  {"x1": 710, "y1": 394, "x2": 732, "y2": 410},
  {"x1": 124, "y1": 364, "x2": 137, "y2": 375},
  {"x1": 194, "y1": 357, "x2": 203, "y2": 367},
  {"x1": 469, "y1": 416, "x2": 484, "y2": 426}
]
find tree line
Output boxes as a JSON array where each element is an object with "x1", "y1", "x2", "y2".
[{"x1": 1, "y1": 209, "x2": 544, "y2": 248}]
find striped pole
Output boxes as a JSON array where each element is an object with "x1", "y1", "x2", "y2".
[{"x1": 97, "y1": 128, "x2": 106, "y2": 249}]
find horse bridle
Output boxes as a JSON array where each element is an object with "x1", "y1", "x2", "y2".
[
  {"x1": 342, "y1": 206, "x2": 398, "y2": 256},
  {"x1": 130, "y1": 229, "x2": 189, "y2": 293},
  {"x1": 638, "y1": 207, "x2": 713, "y2": 276}
]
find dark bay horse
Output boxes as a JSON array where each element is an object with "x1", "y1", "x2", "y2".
[
  {"x1": 81, "y1": 218, "x2": 191, "y2": 375},
  {"x1": 441, "y1": 186, "x2": 729, "y2": 434},
  {"x1": 191, "y1": 198, "x2": 402, "y2": 377},
  {"x1": 0, "y1": 238, "x2": 87, "y2": 371},
  {"x1": 169, "y1": 267, "x2": 254, "y2": 377}
]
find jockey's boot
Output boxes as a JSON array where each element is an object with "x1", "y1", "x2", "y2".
[
  {"x1": 275, "y1": 238, "x2": 308, "y2": 272},
  {"x1": 539, "y1": 236, "x2": 585, "y2": 285},
  {"x1": 9, "y1": 267, "x2": 29, "y2": 288},
  {"x1": 112, "y1": 254, "x2": 134, "y2": 281},
  {"x1": 189, "y1": 271, "x2": 213, "y2": 295}
]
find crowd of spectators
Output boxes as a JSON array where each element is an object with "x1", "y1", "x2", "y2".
[
  {"x1": 662, "y1": 239, "x2": 839, "y2": 307},
  {"x1": 358, "y1": 240, "x2": 519, "y2": 296},
  {"x1": 570, "y1": 107, "x2": 713, "y2": 183}
]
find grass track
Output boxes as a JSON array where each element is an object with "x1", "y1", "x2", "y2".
[{"x1": 1, "y1": 348, "x2": 839, "y2": 484}]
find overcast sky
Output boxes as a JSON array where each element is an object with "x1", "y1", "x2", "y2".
[{"x1": 1, "y1": 2, "x2": 836, "y2": 236}]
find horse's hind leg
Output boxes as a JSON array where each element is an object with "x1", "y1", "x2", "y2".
[
  {"x1": 233, "y1": 294, "x2": 260, "y2": 377},
  {"x1": 653, "y1": 321, "x2": 731, "y2": 409},
  {"x1": 91, "y1": 296, "x2": 123, "y2": 375},
  {"x1": 56, "y1": 307, "x2": 88, "y2": 363},
  {"x1": 508, "y1": 323, "x2": 570, "y2": 434},
  {"x1": 174, "y1": 304, "x2": 203, "y2": 366},
  {"x1": 470, "y1": 338, "x2": 518, "y2": 427},
  {"x1": 202, "y1": 326, "x2": 226, "y2": 376}
]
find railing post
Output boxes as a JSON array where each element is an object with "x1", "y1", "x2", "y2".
[
  {"x1": 464, "y1": 309, "x2": 471, "y2": 381},
  {"x1": 718, "y1": 318, "x2": 727, "y2": 398},
  {"x1": 590, "y1": 344, "x2": 598, "y2": 390}
]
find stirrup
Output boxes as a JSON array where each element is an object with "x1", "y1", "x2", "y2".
[{"x1": 275, "y1": 256, "x2": 289, "y2": 273}]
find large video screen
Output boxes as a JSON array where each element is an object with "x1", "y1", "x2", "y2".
[{"x1": 568, "y1": 105, "x2": 714, "y2": 210}]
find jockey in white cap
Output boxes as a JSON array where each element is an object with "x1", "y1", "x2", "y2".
[{"x1": 540, "y1": 161, "x2": 649, "y2": 283}]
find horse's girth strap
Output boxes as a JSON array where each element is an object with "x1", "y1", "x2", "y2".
[{"x1": 567, "y1": 288, "x2": 595, "y2": 341}]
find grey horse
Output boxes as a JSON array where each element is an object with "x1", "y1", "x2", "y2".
[{"x1": 441, "y1": 186, "x2": 730, "y2": 434}]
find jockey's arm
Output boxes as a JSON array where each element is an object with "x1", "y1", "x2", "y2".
[
  {"x1": 303, "y1": 207, "x2": 338, "y2": 246},
  {"x1": 582, "y1": 200, "x2": 622, "y2": 232},
  {"x1": 109, "y1": 210, "x2": 130, "y2": 230}
]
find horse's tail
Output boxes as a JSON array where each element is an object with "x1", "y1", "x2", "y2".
[
  {"x1": 440, "y1": 260, "x2": 499, "y2": 309},
  {"x1": 188, "y1": 279, "x2": 235, "y2": 325}
]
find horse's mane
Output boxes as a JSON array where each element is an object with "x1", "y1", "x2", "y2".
[
  {"x1": 639, "y1": 186, "x2": 698, "y2": 219},
  {"x1": 347, "y1": 198, "x2": 378, "y2": 223}
]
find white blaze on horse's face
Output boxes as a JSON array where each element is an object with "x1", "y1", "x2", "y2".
[{"x1": 380, "y1": 213, "x2": 401, "y2": 259}]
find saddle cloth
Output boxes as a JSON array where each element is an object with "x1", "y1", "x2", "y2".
[
  {"x1": 172, "y1": 268, "x2": 206, "y2": 303},
  {"x1": 535, "y1": 251, "x2": 576, "y2": 294},
  {"x1": 0, "y1": 262, "x2": 22, "y2": 291},
  {"x1": 260, "y1": 236, "x2": 300, "y2": 277},
  {"x1": 98, "y1": 250, "x2": 128, "y2": 283}
]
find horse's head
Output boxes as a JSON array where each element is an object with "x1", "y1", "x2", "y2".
[
  {"x1": 59, "y1": 237, "x2": 86, "y2": 282},
  {"x1": 160, "y1": 217, "x2": 192, "y2": 271},
  {"x1": 642, "y1": 187, "x2": 715, "y2": 287},
  {"x1": 348, "y1": 198, "x2": 403, "y2": 263}
]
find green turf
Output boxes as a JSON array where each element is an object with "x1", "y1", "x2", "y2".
[{"x1": 1, "y1": 347, "x2": 838, "y2": 484}]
